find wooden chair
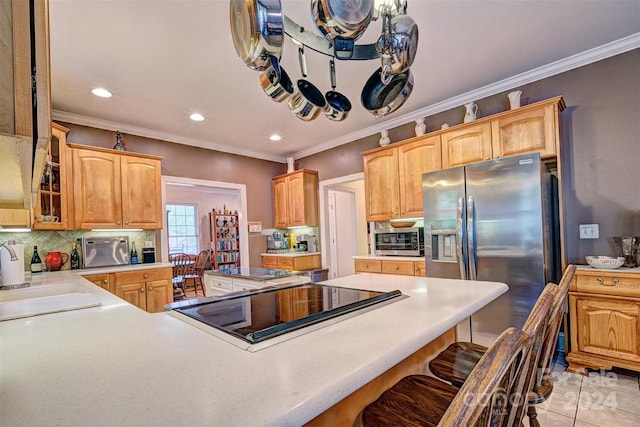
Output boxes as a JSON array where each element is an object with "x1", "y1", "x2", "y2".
[
  {"x1": 428, "y1": 265, "x2": 577, "y2": 426},
  {"x1": 359, "y1": 286, "x2": 554, "y2": 427},
  {"x1": 182, "y1": 250, "x2": 208, "y2": 296},
  {"x1": 169, "y1": 253, "x2": 191, "y2": 299}
]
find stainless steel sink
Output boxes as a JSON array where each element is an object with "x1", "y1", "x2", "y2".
[{"x1": 0, "y1": 283, "x2": 101, "y2": 321}]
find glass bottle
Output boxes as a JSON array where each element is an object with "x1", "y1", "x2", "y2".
[
  {"x1": 30, "y1": 246, "x2": 42, "y2": 273},
  {"x1": 70, "y1": 242, "x2": 80, "y2": 270},
  {"x1": 130, "y1": 241, "x2": 138, "y2": 264}
]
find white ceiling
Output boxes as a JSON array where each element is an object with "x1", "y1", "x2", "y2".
[{"x1": 49, "y1": 0, "x2": 640, "y2": 163}]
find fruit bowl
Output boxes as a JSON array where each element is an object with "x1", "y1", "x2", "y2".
[
  {"x1": 585, "y1": 256, "x2": 625, "y2": 269},
  {"x1": 390, "y1": 221, "x2": 416, "y2": 228}
]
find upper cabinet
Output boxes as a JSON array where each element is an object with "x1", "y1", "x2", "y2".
[
  {"x1": 33, "y1": 123, "x2": 71, "y2": 230},
  {"x1": 364, "y1": 134, "x2": 441, "y2": 221},
  {"x1": 363, "y1": 97, "x2": 565, "y2": 220},
  {"x1": 70, "y1": 144, "x2": 163, "y2": 230},
  {"x1": 273, "y1": 169, "x2": 319, "y2": 228}
]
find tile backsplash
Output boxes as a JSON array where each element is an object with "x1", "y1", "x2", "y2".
[{"x1": 0, "y1": 230, "x2": 156, "y2": 272}]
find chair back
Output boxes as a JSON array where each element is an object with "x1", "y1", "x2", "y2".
[
  {"x1": 439, "y1": 287, "x2": 554, "y2": 427},
  {"x1": 194, "y1": 250, "x2": 210, "y2": 275},
  {"x1": 170, "y1": 253, "x2": 192, "y2": 278}
]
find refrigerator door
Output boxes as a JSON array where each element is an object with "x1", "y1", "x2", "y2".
[
  {"x1": 422, "y1": 166, "x2": 467, "y2": 280},
  {"x1": 465, "y1": 153, "x2": 546, "y2": 346}
]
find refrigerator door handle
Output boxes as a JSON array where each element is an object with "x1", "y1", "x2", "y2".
[
  {"x1": 467, "y1": 195, "x2": 477, "y2": 281},
  {"x1": 457, "y1": 196, "x2": 467, "y2": 280}
]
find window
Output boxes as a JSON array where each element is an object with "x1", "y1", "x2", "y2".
[{"x1": 166, "y1": 204, "x2": 199, "y2": 254}]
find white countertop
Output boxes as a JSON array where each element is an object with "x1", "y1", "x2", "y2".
[
  {"x1": 576, "y1": 265, "x2": 640, "y2": 273},
  {"x1": 261, "y1": 251, "x2": 320, "y2": 257},
  {"x1": 0, "y1": 270, "x2": 506, "y2": 426},
  {"x1": 353, "y1": 254, "x2": 425, "y2": 262}
]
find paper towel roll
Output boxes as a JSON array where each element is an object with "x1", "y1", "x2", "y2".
[{"x1": 1, "y1": 243, "x2": 25, "y2": 286}]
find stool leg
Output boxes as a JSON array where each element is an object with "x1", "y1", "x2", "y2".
[{"x1": 527, "y1": 404, "x2": 540, "y2": 427}]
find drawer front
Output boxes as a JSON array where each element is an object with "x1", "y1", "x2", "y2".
[
  {"x1": 277, "y1": 257, "x2": 294, "y2": 268},
  {"x1": 354, "y1": 259, "x2": 382, "y2": 273},
  {"x1": 415, "y1": 262, "x2": 427, "y2": 277},
  {"x1": 204, "y1": 275, "x2": 233, "y2": 290},
  {"x1": 382, "y1": 260, "x2": 416, "y2": 276},
  {"x1": 262, "y1": 256, "x2": 278, "y2": 268},
  {"x1": 114, "y1": 267, "x2": 172, "y2": 285},
  {"x1": 573, "y1": 272, "x2": 640, "y2": 297}
]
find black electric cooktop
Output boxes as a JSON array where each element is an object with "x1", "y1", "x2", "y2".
[{"x1": 172, "y1": 283, "x2": 402, "y2": 344}]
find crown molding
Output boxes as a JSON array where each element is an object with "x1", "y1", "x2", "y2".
[
  {"x1": 292, "y1": 33, "x2": 640, "y2": 159},
  {"x1": 51, "y1": 111, "x2": 286, "y2": 163}
]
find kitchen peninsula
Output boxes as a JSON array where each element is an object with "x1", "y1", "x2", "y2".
[{"x1": 0, "y1": 271, "x2": 506, "y2": 426}]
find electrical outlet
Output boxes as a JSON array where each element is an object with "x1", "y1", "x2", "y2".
[{"x1": 579, "y1": 224, "x2": 599, "y2": 239}]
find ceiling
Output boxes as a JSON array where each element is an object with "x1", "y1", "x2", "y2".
[{"x1": 48, "y1": 0, "x2": 640, "y2": 163}]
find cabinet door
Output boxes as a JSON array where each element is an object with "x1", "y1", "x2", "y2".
[
  {"x1": 398, "y1": 136, "x2": 442, "y2": 218},
  {"x1": 273, "y1": 176, "x2": 289, "y2": 228},
  {"x1": 491, "y1": 103, "x2": 558, "y2": 159},
  {"x1": 146, "y1": 279, "x2": 172, "y2": 313},
  {"x1": 262, "y1": 256, "x2": 278, "y2": 268},
  {"x1": 291, "y1": 255, "x2": 321, "y2": 271},
  {"x1": 364, "y1": 147, "x2": 399, "y2": 221},
  {"x1": 381, "y1": 260, "x2": 416, "y2": 276},
  {"x1": 286, "y1": 171, "x2": 319, "y2": 227},
  {"x1": 84, "y1": 273, "x2": 112, "y2": 293},
  {"x1": 115, "y1": 282, "x2": 146, "y2": 311},
  {"x1": 573, "y1": 295, "x2": 640, "y2": 363},
  {"x1": 72, "y1": 148, "x2": 122, "y2": 229},
  {"x1": 121, "y1": 156, "x2": 162, "y2": 229},
  {"x1": 441, "y1": 122, "x2": 492, "y2": 168}
]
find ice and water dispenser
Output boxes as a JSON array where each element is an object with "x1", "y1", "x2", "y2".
[{"x1": 429, "y1": 219, "x2": 458, "y2": 263}]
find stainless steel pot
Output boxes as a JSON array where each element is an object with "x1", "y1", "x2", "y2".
[
  {"x1": 361, "y1": 67, "x2": 414, "y2": 118},
  {"x1": 385, "y1": 14, "x2": 418, "y2": 75},
  {"x1": 230, "y1": 0, "x2": 284, "y2": 71},
  {"x1": 259, "y1": 58, "x2": 294, "y2": 102},
  {"x1": 324, "y1": 59, "x2": 351, "y2": 121},
  {"x1": 288, "y1": 47, "x2": 327, "y2": 121},
  {"x1": 311, "y1": 0, "x2": 374, "y2": 59}
]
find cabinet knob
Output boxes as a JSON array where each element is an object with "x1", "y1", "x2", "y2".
[
  {"x1": 364, "y1": 263, "x2": 368, "y2": 268},
  {"x1": 596, "y1": 277, "x2": 619, "y2": 286},
  {"x1": 148, "y1": 286, "x2": 153, "y2": 291},
  {"x1": 125, "y1": 221, "x2": 129, "y2": 225},
  {"x1": 140, "y1": 288, "x2": 145, "y2": 292},
  {"x1": 143, "y1": 274, "x2": 149, "y2": 279},
  {"x1": 116, "y1": 221, "x2": 121, "y2": 225},
  {"x1": 102, "y1": 279, "x2": 108, "y2": 284},
  {"x1": 394, "y1": 265, "x2": 399, "y2": 270}
]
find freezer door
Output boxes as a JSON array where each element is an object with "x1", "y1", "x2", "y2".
[
  {"x1": 465, "y1": 153, "x2": 546, "y2": 345},
  {"x1": 422, "y1": 166, "x2": 467, "y2": 280}
]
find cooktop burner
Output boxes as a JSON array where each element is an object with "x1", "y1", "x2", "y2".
[{"x1": 172, "y1": 283, "x2": 402, "y2": 344}]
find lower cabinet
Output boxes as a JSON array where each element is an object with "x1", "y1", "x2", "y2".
[
  {"x1": 203, "y1": 273, "x2": 309, "y2": 297},
  {"x1": 83, "y1": 273, "x2": 112, "y2": 293},
  {"x1": 567, "y1": 268, "x2": 640, "y2": 374},
  {"x1": 262, "y1": 254, "x2": 321, "y2": 271},
  {"x1": 354, "y1": 258, "x2": 426, "y2": 277}
]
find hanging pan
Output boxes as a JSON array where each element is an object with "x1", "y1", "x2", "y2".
[
  {"x1": 259, "y1": 61, "x2": 294, "y2": 102},
  {"x1": 324, "y1": 59, "x2": 351, "y2": 121},
  {"x1": 230, "y1": 0, "x2": 284, "y2": 72},
  {"x1": 288, "y1": 47, "x2": 327, "y2": 122},
  {"x1": 361, "y1": 67, "x2": 414, "y2": 118}
]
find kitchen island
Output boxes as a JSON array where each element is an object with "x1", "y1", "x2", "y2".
[
  {"x1": 203, "y1": 266, "x2": 310, "y2": 296},
  {"x1": 0, "y1": 270, "x2": 506, "y2": 426}
]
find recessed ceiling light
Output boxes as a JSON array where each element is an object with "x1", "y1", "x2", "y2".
[
  {"x1": 91, "y1": 88, "x2": 112, "y2": 98},
  {"x1": 190, "y1": 113, "x2": 204, "y2": 121},
  {"x1": 270, "y1": 134, "x2": 282, "y2": 141}
]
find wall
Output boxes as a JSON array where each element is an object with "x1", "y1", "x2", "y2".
[{"x1": 298, "y1": 49, "x2": 640, "y2": 265}]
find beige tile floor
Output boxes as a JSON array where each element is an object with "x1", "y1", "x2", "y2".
[{"x1": 533, "y1": 354, "x2": 640, "y2": 427}]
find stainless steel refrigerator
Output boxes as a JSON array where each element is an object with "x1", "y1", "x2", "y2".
[{"x1": 422, "y1": 153, "x2": 560, "y2": 346}]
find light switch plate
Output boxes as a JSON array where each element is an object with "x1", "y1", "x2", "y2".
[{"x1": 579, "y1": 224, "x2": 599, "y2": 239}]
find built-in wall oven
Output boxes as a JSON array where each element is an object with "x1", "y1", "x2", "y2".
[{"x1": 373, "y1": 227, "x2": 424, "y2": 256}]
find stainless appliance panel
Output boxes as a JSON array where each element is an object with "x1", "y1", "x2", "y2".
[{"x1": 81, "y1": 236, "x2": 130, "y2": 268}]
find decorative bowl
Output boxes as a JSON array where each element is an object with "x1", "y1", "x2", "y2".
[
  {"x1": 585, "y1": 256, "x2": 625, "y2": 269},
  {"x1": 390, "y1": 221, "x2": 416, "y2": 228}
]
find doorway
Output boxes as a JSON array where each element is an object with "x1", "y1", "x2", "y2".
[{"x1": 319, "y1": 173, "x2": 367, "y2": 279}]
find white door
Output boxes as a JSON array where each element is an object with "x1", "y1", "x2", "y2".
[{"x1": 328, "y1": 189, "x2": 357, "y2": 278}]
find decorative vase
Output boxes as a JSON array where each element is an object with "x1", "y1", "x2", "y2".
[
  {"x1": 463, "y1": 102, "x2": 478, "y2": 123},
  {"x1": 414, "y1": 118, "x2": 426, "y2": 136},
  {"x1": 508, "y1": 90, "x2": 523, "y2": 109},
  {"x1": 45, "y1": 251, "x2": 69, "y2": 271},
  {"x1": 441, "y1": 123, "x2": 450, "y2": 129},
  {"x1": 286, "y1": 157, "x2": 295, "y2": 173},
  {"x1": 379, "y1": 130, "x2": 391, "y2": 146}
]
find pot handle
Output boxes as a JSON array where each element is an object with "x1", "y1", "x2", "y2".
[
  {"x1": 268, "y1": 55, "x2": 282, "y2": 85},
  {"x1": 298, "y1": 46, "x2": 307, "y2": 78},
  {"x1": 329, "y1": 59, "x2": 337, "y2": 90},
  {"x1": 333, "y1": 37, "x2": 354, "y2": 60}
]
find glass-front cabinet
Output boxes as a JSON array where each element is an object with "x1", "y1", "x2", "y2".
[{"x1": 33, "y1": 123, "x2": 70, "y2": 230}]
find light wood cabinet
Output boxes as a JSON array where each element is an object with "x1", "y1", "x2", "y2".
[
  {"x1": 567, "y1": 268, "x2": 640, "y2": 374},
  {"x1": 113, "y1": 268, "x2": 173, "y2": 313},
  {"x1": 262, "y1": 254, "x2": 321, "y2": 271},
  {"x1": 354, "y1": 258, "x2": 425, "y2": 277},
  {"x1": 363, "y1": 134, "x2": 441, "y2": 221},
  {"x1": 441, "y1": 122, "x2": 492, "y2": 168},
  {"x1": 273, "y1": 169, "x2": 319, "y2": 228},
  {"x1": 33, "y1": 123, "x2": 72, "y2": 230},
  {"x1": 83, "y1": 273, "x2": 112, "y2": 293},
  {"x1": 70, "y1": 144, "x2": 163, "y2": 230}
]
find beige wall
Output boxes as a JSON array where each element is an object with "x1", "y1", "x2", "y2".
[{"x1": 298, "y1": 49, "x2": 640, "y2": 265}]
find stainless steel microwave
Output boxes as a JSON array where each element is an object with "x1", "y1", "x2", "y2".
[{"x1": 373, "y1": 227, "x2": 424, "y2": 256}]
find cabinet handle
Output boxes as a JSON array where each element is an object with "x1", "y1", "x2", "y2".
[
  {"x1": 125, "y1": 221, "x2": 129, "y2": 225},
  {"x1": 148, "y1": 286, "x2": 153, "y2": 291},
  {"x1": 596, "y1": 277, "x2": 619, "y2": 286},
  {"x1": 102, "y1": 279, "x2": 108, "y2": 284},
  {"x1": 116, "y1": 221, "x2": 121, "y2": 225},
  {"x1": 143, "y1": 274, "x2": 149, "y2": 279},
  {"x1": 140, "y1": 288, "x2": 145, "y2": 292},
  {"x1": 394, "y1": 265, "x2": 399, "y2": 270},
  {"x1": 364, "y1": 263, "x2": 368, "y2": 268}
]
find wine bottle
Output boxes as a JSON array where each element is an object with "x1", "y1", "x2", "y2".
[
  {"x1": 30, "y1": 246, "x2": 42, "y2": 273},
  {"x1": 130, "y1": 241, "x2": 138, "y2": 264},
  {"x1": 70, "y1": 242, "x2": 80, "y2": 270}
]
